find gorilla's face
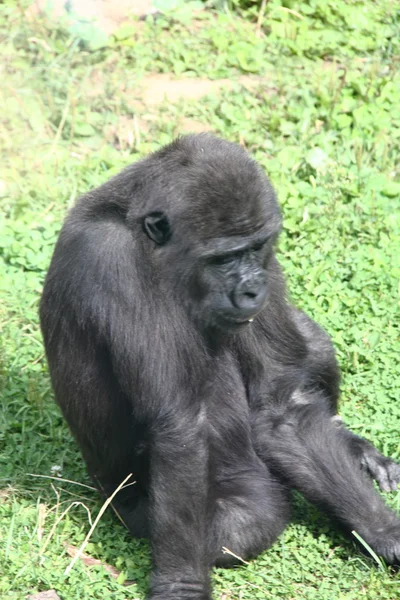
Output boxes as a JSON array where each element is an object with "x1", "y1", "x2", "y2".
[
  {"x1": 191, "y1": 229, "x2": 276, "y2": 332},
  {"x1": 143, "y1": 210, "x2": 279, "y2": 333}
]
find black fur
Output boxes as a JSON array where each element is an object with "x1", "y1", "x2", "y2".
[{"x1": 40, "y1": 134, "x2": 400, "y2": 599}]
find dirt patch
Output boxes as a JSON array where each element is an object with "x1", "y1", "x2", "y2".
[
  {"x1": 85, "y1": 67, "x2": 268, "y2": 106},
  {"x1": 28, "y1": 592, "x2": 61, "y2": 600},
  {"x1": 177, "y1": 118, "x2": 214, "y2": 134},
  {"x1": 105, "y1": 73, "x2": 269, "y2": 140},
  {"x1": 85, "y1": 68, "x2": 270, "y2": 140},
  {"x1": 140, "y1": 74, "x2": 265, "y2": 105}
]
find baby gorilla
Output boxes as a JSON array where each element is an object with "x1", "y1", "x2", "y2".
[{"x1": 40, "y1": 134, "x2": 400, "y2": 600}]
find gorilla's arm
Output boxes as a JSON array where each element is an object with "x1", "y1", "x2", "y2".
[
  {"x1": 290, "y1": 306, "x2": 400, "y2": 493},
  {"x1": 148, "y1": 409, "x2": 210, "y2": 600},
  {"x1": 336, "y1": 421, "x2": 400, "y2": 492}
]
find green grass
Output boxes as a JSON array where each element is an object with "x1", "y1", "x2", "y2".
[{"x1": 1, "y1": 0, "x2": 400, "y2": 598}]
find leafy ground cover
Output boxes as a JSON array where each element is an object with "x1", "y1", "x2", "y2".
[{"x1": 0, "y1": 1, "x2": 399, "y2": 598}]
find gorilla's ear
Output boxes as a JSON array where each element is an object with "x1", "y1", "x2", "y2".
[{"x1": 143, "y1": 212, "x2": 172, "y2": 245}]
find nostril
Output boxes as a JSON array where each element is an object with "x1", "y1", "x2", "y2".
[
  {"x1": 233, "y1": 288, "x2": 263, "y2": 309},
  {"x1": 244, "y1": 290, "x2": 258, "y2": 299}
]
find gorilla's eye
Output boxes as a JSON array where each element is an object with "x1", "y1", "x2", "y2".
[
  {"x1": 210, "y1": 254, "x2": 234, "y2": 267},
  {"x1": 210, "y1": 251, "x2": 241, "y2": 267},
  {"x1": 252, "y1": 240, "x2": 267, "y2": 252},
  {"x1": 143, "y1": 212, "x2": 172, "y2": 245}
]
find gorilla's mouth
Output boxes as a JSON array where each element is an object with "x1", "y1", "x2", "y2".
[{"x1": 218, "y1": 315, "x2": 255, "y2": 329}]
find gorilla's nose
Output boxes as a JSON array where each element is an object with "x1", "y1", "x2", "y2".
[{"x1": 232, "y1": 277, "x2": 267, "y2": 315}]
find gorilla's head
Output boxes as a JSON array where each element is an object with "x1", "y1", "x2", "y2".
[{"x1": 141, "y1": 135, "x2": 282, "y2": 332}]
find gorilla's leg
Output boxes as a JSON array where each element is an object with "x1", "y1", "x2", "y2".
[
  {"x1": 254, "y1": 395, "x2": 400, "y2": 564},
  {"x1": 209, "y1": 464, "x2": 291, "y2": 567},
  {"x1": 96, "y1": 462, "x2": 290, "y2": 566}
]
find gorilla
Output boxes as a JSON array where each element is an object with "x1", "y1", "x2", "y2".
[{"x1": 40, "y1": 134, "x2": 400, "y2": 600}]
